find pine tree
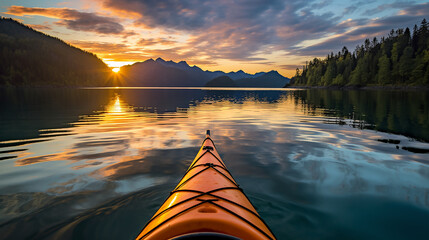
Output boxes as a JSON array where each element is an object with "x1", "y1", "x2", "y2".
[
  {"x1": 291, "y1": 19, "x2": 429, "y2": 87},
  {"x1": 399, "y1": 46, "x2": 414, "y2": 83},
  {"x1": 378, "y1": 52, "x2": 391, "y2": 85}
]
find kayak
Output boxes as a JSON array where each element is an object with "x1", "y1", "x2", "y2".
[{"x1": 136, "y1": 130, "x2": 276, "y2": 240}]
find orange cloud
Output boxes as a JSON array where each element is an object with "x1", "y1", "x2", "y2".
[
  {"x1": 70, "y1": 40, "x2": 151, "y2": 62},
  {"x1": 6, "y1": 6, "x2": 127, "y2": 35},
  {"x1": 27, "y1": 24, "x2": 52, "y2": 31},
  {"x1": 138, "y1": 37, "x2": 176, "y2": 46}
]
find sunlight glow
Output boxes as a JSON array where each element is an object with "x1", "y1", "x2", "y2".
[
  {"x1": 105, "y1": 61, "x2": 134, "y2": 68},
  {"x1": 108, "y1": 96, "x2": 122, "y2": 113},
  {"x1": 112, "y1": 67, "x2": 120, "y2": 73}
]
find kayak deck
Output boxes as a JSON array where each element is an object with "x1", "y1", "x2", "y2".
[{"x1": 136, "y1": 131, "x2": 276, "y2": 240}]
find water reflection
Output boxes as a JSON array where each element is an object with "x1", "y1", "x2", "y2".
[
  {"x1": 0, "y1": 88, "x2": 428, "y2": 240},
  {"x1": 291, "y1": 89, "x2": 429, "y2": 142},
  {"x1": 109, "y1": 96, "x2": 122, "y2": 113}
]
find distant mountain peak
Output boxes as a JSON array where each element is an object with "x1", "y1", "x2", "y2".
[
  {"x1": 266, "y1": 70, "x2": 280, "y2": 74},
  {"x1": 205, "y1": 75, "x2": 236, "y2": 87},
  {"x1": 155, "y1": 57, "x2": 165, "y2": 62},
  {"x1": 178, "y1": 60, "x2": 189, "y2": 67},
  {"x1": 123, "y1": 57, "x2": 288, "y2": 87}
]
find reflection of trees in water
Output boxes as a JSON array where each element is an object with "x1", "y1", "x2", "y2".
[
  {"x1": 118, "y1": 89, "x2": 288, "y2": 113},
  {"x1": 0, "y1": 88, "x2": 116, "y2": 141},
  {"x1": 2, "y1": 88, "x2": 427, "y2": 144},
  {"x1": 0, "y1": 88, "x2": 288, "y2": 141},
  {"x1": 291, "y1": 89, "x2": 429, "y2": 142}
]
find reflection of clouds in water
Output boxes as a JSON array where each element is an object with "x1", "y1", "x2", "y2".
[
  {"x1": 2, "y1": 90, "x2": 429, "y2": 239},
  {"x1": 206, "y1": 115, "x2": 429, "y2": 210},
  {"x1": 15, "y1": 149, "x2": 76, "y2": 166},
  {"x1": 0, "y1": 192, "x2": 54, "y2": 221},
  {"x1": 9, "y1": 94, "x2": 429, "y2": 209},
  {"x1": 92, "y1": 148, "x2": 196, "y2": 180},
  {"x1": 74, "y1": 139, "x2": 128, "y2": 148}
]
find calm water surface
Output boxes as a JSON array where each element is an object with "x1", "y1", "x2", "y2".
[{"x1": 0, "y1": 88, "x2": 428, "y2": 240}]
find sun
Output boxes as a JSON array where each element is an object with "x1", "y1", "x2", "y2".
[{"x1": 112, "y1": 67, "x2": 120, "y2": 73}]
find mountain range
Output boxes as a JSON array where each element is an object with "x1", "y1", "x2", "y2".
[
  {"x1": 120, "y1": 58, "x2": 290, "y2": 87},
  {"x1": 1, "y1": 17, "x2": 289, "y2": 87}
]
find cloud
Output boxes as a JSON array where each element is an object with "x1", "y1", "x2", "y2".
[
  {"x1": 343, "y1": 6, "x2": 358, "y2": 15},
  {"x1": 6, "y1": 6, "x2": 126, "y2": 35},
  {"x1": 138, "y1": 37, "x2": 176, "y2": 46},
  {"x1": 70, "y1": 40, "x2": 216, "y2": 65},
  {"x1": 363, "y1": 1, "x2": 416, "y2": 16},
  {"x1": 294, "y1": 3, "x2": 429, "y2": 56},
  {"x1": 70, "y1": 40, "x2": 149, "y2": 61},
  {"x1": 97, "y1": 0, "x2": 342, "y2": 61},
  {"x1": 90, "y1": 0, "x2": 429, "y2": 67},
  {"x1": 310, "y1": 0, "x2": 334, "y2": 9},
  {"x1": 28, "y1": 24, "x2": 52, "y2": 31},
  {"x1": 279, "y1": 64, "x2": 304, "y2": 70},
  {"x1": 70, "y1": 41, "x2": 132, "y2": 53},
  {"x1": 9, "y1": 1, "x2": 428, "y2": 71},
  {"x1": 396, "y1": 1, "x2": 429, "y2": 16},
  {"x1": 341, "y1": 0, "x2": 377, "y2": 16}
]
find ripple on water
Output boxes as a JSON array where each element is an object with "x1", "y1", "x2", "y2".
[{"x1": 0, "y1": 88, "x2": 428, "y2": 240}]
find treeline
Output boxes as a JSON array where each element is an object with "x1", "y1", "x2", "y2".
[
  {"x1": 0, "y1": 17, "x2": 111, "y2": 86},
  {"x1": 292, "y1": 19, "x2": 429, "y2": 87}
]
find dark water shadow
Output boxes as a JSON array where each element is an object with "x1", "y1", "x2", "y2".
[{"x1": 290, "y1": 89, "x2": 429, "y2": 142}]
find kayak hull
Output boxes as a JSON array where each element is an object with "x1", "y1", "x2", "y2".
[{"x1": 136, "y1": 133, "x2": 276, "y2": 240}]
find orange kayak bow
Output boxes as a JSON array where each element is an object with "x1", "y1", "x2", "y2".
[{"x1": 136, "y1": 130, "x2": 276, "y2": 240}]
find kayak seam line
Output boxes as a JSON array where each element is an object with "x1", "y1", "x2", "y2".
[
  {"x1": 189, "y1": 163, "x2": 227, "y2": 171},
  {"x1": 187, "y1": 150, "x2": 210, "y2": 170},
  {"x1": 206, "y1": 150, "x2": 228, "y2": 170},
  {"x1": 173, "y1": 189, "x2": 267, "y2": 225},
  {"x1": 187, "y1": 163, "x2": 237, "y2": 185},
  {"x1": 204, "y1": 150, "x2": 240, "y2": 184},
  {"x1": 186, "y1": 150, "x2": 207, "y2": 171},
  {"x1": 188, "y1": 149, "x2": 226, "y2": 171},
  {"x1": 201, "y1": 137, "x2": 216, "y2": 149},
  {"x1": 202, "y1": 142, "x2": 277, "y2": 239},
  {"x1": 209, "y1": 201, "x2": 275, "y2": 240},
  {"x1": 137, "y1": 187, "x2": 242, "y2": 239},
  {"x1": 206, "y1": 191, "x2": 277, "y2": 239},
  {"x1": 178, "y1": 163, "x2": 239, "y2": 191},
  {"x1": 137, "y1": 201, "x2": 208, "y2": 240},
  {"x1": 147, "y1": 187, "x2": 243, "y2": 227},
  {"x1": 136, "y1": 135, "x2": 277, "y2": 240},
  {"x1": 230, "y1": 186, "x2": 278, "y2": 239},
  {"x1": 211, "y1": 165, "x2": 240, "y2": 187},
  {"x1": 187, "y1": 150, "x2": 216, "y2": 171},
  {"x1": 173, "y1": 166, "x2": 211, "y2": 191},
  {"x1": 137, "y1": 179, "x2": 276, "y2": 239}
]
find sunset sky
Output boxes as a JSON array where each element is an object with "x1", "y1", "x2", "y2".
[{"x1": 2, "y1": 0, "x2": 429, "y2": 77}]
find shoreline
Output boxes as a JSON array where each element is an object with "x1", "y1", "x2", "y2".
[
  {"x1": 2, "y1": 85, "x2": 429, "y2": 90},
  {"x1": 285, "y1": 85, "x2": 429, "y2": 90}
]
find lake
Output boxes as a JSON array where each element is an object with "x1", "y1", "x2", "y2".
[{"x1": 0, "y1": 88, "x2": 428, "y2": 240}]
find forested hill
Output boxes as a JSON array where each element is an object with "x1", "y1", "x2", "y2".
[
  {"x1": 292, "y1": 19, "x2": 429, "y2": 87},
  {"x1": 0, "y1": 18, "x2": 111, "y2": 86}
]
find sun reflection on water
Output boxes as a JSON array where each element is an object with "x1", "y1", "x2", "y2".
[
  {"x1": 108, "y1": 96, "x2": 122, "y2": 113},
  {"x1": 1, "y1": 89, "x2": 429, "y2": 240}
]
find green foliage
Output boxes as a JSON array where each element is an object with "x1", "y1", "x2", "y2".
[
  {"x1": 0, "y1": 17, "x2": 111, "y2": 86},
  {"x1": 294, "y1": 19, "x2": 429, "y2": 87},
  {"x1": 377, "y1": 53, "x2": 391, "y2": 85}
]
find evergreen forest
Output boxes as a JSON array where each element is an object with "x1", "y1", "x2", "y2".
[
  {"x1": 292, "y1": 19, "x2": 429, "y2": 87},
  {"x1": 0, "y1": 17, "x2": 111, "y2": 86}
]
